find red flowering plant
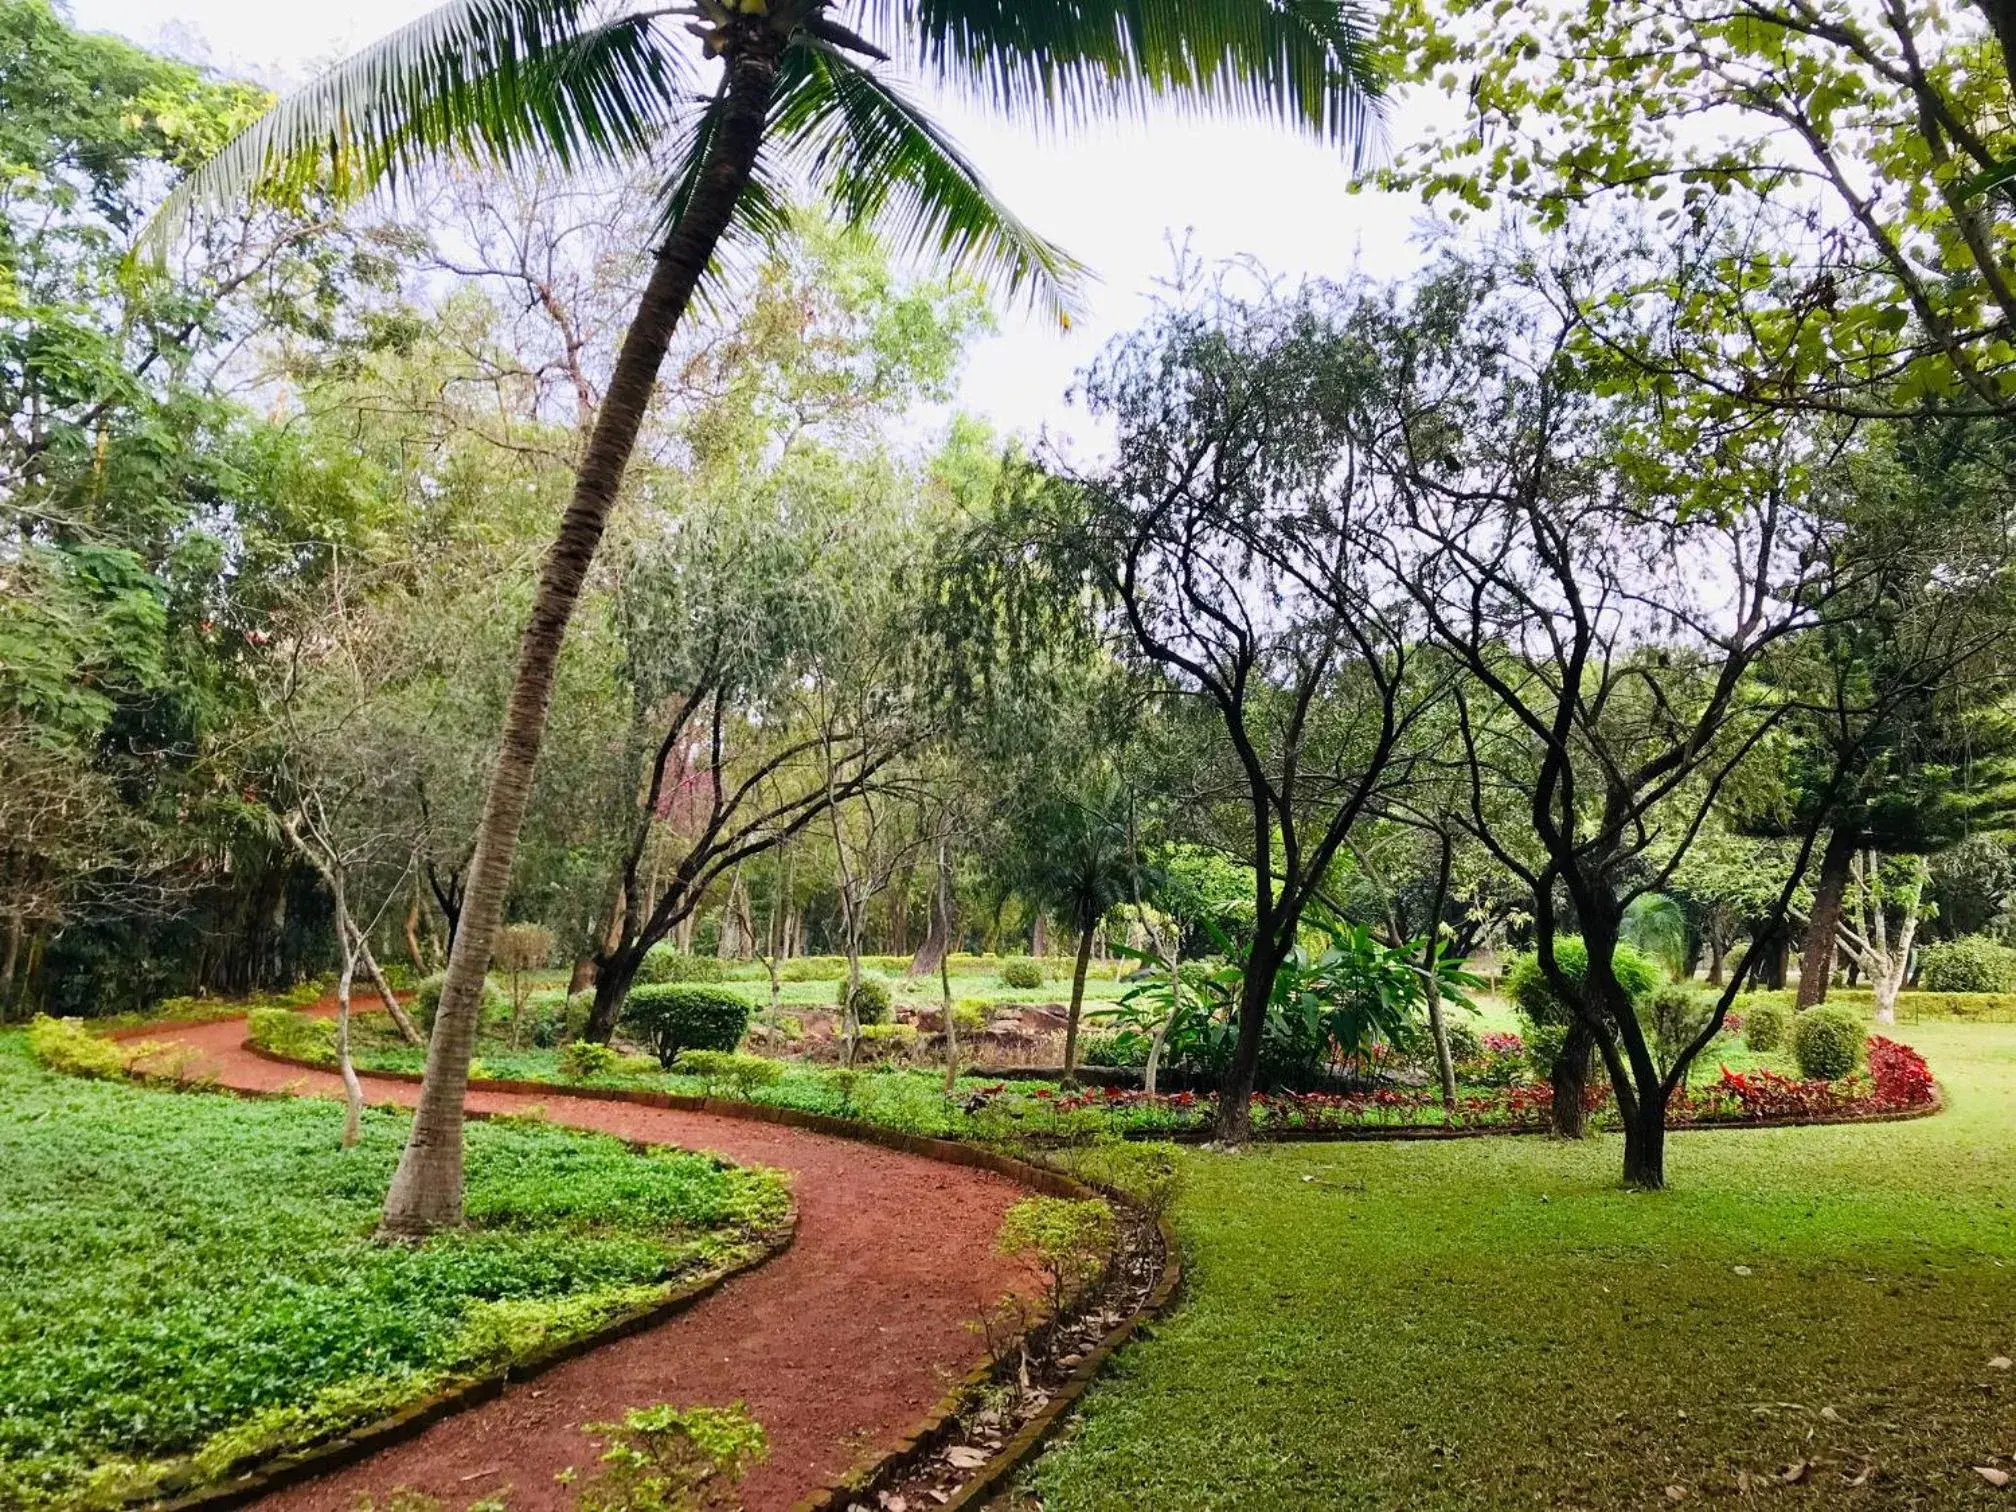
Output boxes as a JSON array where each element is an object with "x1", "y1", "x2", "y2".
[{"x1": 1866, "y1": 1036, "x2": 1936, "y2": 1109}]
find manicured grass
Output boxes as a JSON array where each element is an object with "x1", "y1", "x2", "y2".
[
  {"x1": 0, "y1": 1033, "x2": 789, "y2": 1511},
  {"x1": 1024, "y1": 1018, "x2": 2016, "y2": 1509}
]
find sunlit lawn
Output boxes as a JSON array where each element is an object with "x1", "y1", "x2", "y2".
[{"x1": 1025, "y1": 1017, "x2": 2016, "y2": 1509}]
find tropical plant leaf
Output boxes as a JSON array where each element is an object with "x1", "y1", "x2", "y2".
[
  {"x1": 769, "y1": 41, "x2": 1086, "y2": 324},
  {"x1": 139, "y1": 0, "x2": 690, "y2": 255},
  {"x1": 849, "y1": 0, "x2": 1384, "y2": 156}
]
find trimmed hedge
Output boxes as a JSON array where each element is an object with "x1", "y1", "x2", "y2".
[
  {"x1": 1742, "y1": 998, "x2": 1791, "y2": 1053},
  {"x1": 1505, "y1": 937, "x2": 1663, "y2": 1029},
  {"x1": 838, "y1": 975, "x2": 893, "y2": 1025},
  {"x1": 246, "y1": 1007, "x2": 337, "y2": 1064},
  {"x1": 1919, "y1": 936, "x2": 2016, "y2": 994},
  {"x1": 622, "y1": 984, "x2": 751, "y2": 1068},
  {"x1": 1001, "y1": 958, "x2": 1046, "y2": 990}
]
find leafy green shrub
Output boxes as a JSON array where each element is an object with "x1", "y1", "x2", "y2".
[
  {"x1": 522, "y1": 988, "x2": 592, "y2": 1048},
  {"x1": 574, "y1": 1401, "x2": 767, "y2": 1512},
  {"x1": 559, "y1": 1041, "x2": 623, "y2": 1080},
  {"x1": 952, "y1": 998, "x2": 992, "y2": 1032},
  {"x1": 854, "y1": 1022, "x2": 918, "y2": 1061},
  {"x1": 779, "y1": 956, "x2": 849, "y2": 982},
  {"x1": 1743, "y1": 998, "x2": 1791, "y2": 1053},
  {"x1": 1442, "y1": 1019, "x2": 1482, "y2": 1064},
  {"x1": 1522, "y1": 1022, "x2": 1566, "y2": 1083},
  {"x1": 637, "y1": 944, "x2": 729, "y2": 985},
  {"x1": 1893, "y1": 990, "x2": 2016, "y2": 1021},
  {"x1": 838, "y1": 974, "x2": 893, "y2": 1025},
  {"x1": 623, "y1": 984, "x2": 751, "y2": 1068},
  {"x1": 1644, "y1": 982, "x2": 1713, "y2": 1066},
  {"x1": 1505, "y1": 937, "x2": 1663, "y2": 1029},
  {"x1": 675, "y1": 1050, "x2": 785, "y2": 1098},
  {"x1": 412, "y1": 972, "x2": 508, "y2": 1034},
  {"x1": 1063, "y1": 1137, "x2": 1184, "y2": 1218},
  {"x1": 1001, "y1": 958, "x2": 1046, "y2": 990},
  {"x1": 246, "y1": 1007, "x2": 338, "y2": 1064},
  {"x1": 1918, "y1": 935, "x2": 2016, "y2": 994},
  {"x1": 1082, "y1": 1031, "x2": 1147, "y2": 1067},
  {"x1": 997, "y1": 1197, "x2": 1117, "y2": 1318},
  {"x1": 27, "y1": 1015, "x2": 129, "y2": 1079},
  {"x1": 1792, "y1": 1004, "x2": 1867, "y2": 1080}
]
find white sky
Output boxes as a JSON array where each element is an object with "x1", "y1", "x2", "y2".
[{"x1": 72, "y1": 0, "x2": 1444, "y2": 452}]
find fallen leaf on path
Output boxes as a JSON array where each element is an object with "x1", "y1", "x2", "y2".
[
  {"x1": 1991, "y1": 1356, "x2": 2012, "y2": 1370},
  {"x1": 1976, "y1": 1466, "x2": 2011, "y2": 1488},
  {"x1": 944, "y1": 1446, "x2": 991, "y2": 1470},
  {"x1": 1664, "y1": 1485, "x2": 1687, "y2": 1501},
  {"x1": 1820, "y1": 1407, "x2": 1841, "y2": 1421},
  {"x1": 1736, "y1": 1469, "x2": 1752, "y2": 1495},
  {"x1": 1733, "y1": 1265, "x2": 1753, "y2": 1276},
  {"x1": 1778, "y1": 1461, "x2": 1809, "y2": 1484}
]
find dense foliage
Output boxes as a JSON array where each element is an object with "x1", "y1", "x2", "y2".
[{"x1": 622, "y1": 985, "x2": 753, "y2": 1068}]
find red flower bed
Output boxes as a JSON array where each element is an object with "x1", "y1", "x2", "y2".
[{"x1": 1867, "y1": 1036, "x2": 1937, "y2": 1109}]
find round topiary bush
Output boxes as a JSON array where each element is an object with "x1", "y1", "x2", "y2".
[
  {"x1": 1742, "y1": 997, "x2": 1791, "y2": 1053},
  {"x1": 1644, "y1": 982, "x2": 1713, "y2": 1064},
  {"x1": 621, "y1": 984, "x2": 751, "y2": 1068},
  {"x1": 1792, "y1": 1003, "x2": 1867, "y2": 1080},
  {"x1": 837, "y1": 974, "x2": 893, "y2": 1025},
  {"x1": 412, "y1": 972, "x2": 509, "y2": 1034},
  {"x1": 1000, "y1": 958, "x2": 1045, "y2": 990},
  {"x1": 1918, "y1": 935, "x2": 2016, "y2": 994},
  {"x1": 635, "y1": 943, "x2": 729, "y2": 985}
]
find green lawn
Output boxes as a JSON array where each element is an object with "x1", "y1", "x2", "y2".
[
  {"x1": 0, "y1": 1033, "x2": 789, "y2": 1511},
  {"x1": 1025, "y1": 1018, "x2": 2016, "y2": 1509}
]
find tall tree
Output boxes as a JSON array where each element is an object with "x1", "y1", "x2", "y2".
[{"x1": 154, "y1": 0, "x2": 1383, "y2": 1236}]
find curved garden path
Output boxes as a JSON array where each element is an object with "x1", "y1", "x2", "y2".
[{"x1": 131, "y1": 1016, "x2": 1037, "y2": 1512}]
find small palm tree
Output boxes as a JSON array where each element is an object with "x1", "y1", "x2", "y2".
[
  {"x1": 149, "y1": 0, "x2": 1383, "y2": 1235},
  {"x1": 1018, "y1": 780, "x2": 1140, "y2": 1082}
]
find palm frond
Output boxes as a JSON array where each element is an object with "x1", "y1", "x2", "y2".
[
  {"x1": 770, "y1": 41, "x2": 1087, "y2": 325},
  {"x1": 847, "y1": 0, "x2": 1384, "y2": 159},
  {"x1": 648, "y1": 90, "x2": 799, "y2": 307},
  {"x1": 140, "y1": 0, "x2": 690, "y2": 256}
]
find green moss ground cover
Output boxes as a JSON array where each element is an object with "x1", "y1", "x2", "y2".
[
  {"x1": 1021, "y1": 1018, "x2": 2016, "y2": 1509},
  {"x1": 0, "y1": 1033, "x2": 789, "y2": 1511}
]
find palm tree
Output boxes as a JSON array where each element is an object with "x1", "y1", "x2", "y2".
[{"x1": 148, "y1": 0, "x2": 1383, "y2": 1236}]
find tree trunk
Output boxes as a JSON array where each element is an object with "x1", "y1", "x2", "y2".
[
  {"x1": 1213, "y1": 946, "x2": 1283, "y2": 1143},
  {"x1": 1422, "y1": 836, "x2": 1458, "y2": 1112},
  {"x1": 1796, "y1": 828, "x2": 1857, "y2": 1008},
  {"x1": 1031, "y1": 911, "x2": 1048, "y2": 959},
  {"x1": 375, "y1": 35, "x2": 784, "y2": 1239},
  {"x1": 567, "y1": 955, "x2": 596, "y2": 994},
  {"x1": 1621, "y1": 1094, "x2": 1667, "y2": 1190},
  {"x1": 586, "y1": 945, "x2": 645, "y2": 1044},
  {"x1": 1551, "y1": 1022, "x2": 1593, "y2": 1139},
  {"x1": 1061, "y1": 917, "x2": 1095, "y2": 1086},
  {"x1": 403, "y1": 887, "x2": 426, "y2": 977},
  {"x1": 351, "y1": 921, "x2": 422, "y2": 1045},
  {"x1": 938, "y1": 844, "x2": 959, "y2": 1095}
]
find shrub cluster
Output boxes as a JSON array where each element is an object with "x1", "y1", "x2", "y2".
[
  {"x1": 1792, "y1": 1003, "x2": 1867, "y2": 1080},
  {"x1": 1000, "y1": 958, "x2": 1046, "y2": 990},
  {"x1": 1918, "y1": 935, "x2": 2016, "y2": 994},
  {"x1": 636, "y1": 944, "x2": 730, "y2": 985},
  {"x1": 838, "y1": 975, "x2": 893, "y2": 1025},
  {"x1": 412, "y1": 972, "x2": 508, "y2": 1034},
  {"x1": 622, "y1": 984, "x2": 750, "y2": 1068},
  {"x1": 27, "y1": 1015, "x2": 130, "y2": 1079},
  {"x1": 246, "y1": 1007, "x2": 338, "y2": 1064},
  {"x1": 674, "y1": 1050, "x2": 785, "y2": 1097},
  {"x1": 1505, "y1": 937, "x2": 1663, "y2": 1028}
]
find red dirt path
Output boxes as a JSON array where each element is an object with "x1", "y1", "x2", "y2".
[{"x1": 132, "y1": 1017, "x2": 1036, "y2": 1512}]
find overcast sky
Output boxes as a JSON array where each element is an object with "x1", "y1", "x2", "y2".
[{"x1": 71, "y1": 1, "x2": 1444, "y2": 452}]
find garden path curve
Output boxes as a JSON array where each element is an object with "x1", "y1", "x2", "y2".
[{"x1": 130, "y1": 1016, "x2": 1037, "y2": 1512}]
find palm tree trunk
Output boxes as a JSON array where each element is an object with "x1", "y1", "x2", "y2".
[
  {"x1": 376, "y1": 38, "x2": 784, "y2": 1239},
  {"x1": 1061, "y1": 914, "x2": 1095, "y2": 1086}
]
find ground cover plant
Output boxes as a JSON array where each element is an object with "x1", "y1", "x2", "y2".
[
  {"x1": 0, "y1": 1033, "x2": 789, "y2": 1510},
  {"x1": 1019, "y1": 1020, "x2": 2016, "y2": 1509}
]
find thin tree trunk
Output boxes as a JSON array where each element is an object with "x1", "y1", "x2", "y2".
[
  {"x1": 1422, "y1": 835, "x2": 1458, "y2": 1112},
  {"x1": 938, "y1": 841, "x2": 959, "y2": 1095},
  {"x1": 0, "y1": 914, "x2": 18, "y2": 1021},
  {"x1": 1796, "y1": 828, "x2": 1857, "y2": 1008},
  {"x1": 351, "y1": 920, "x2": 423, "y2": 1045},
  {"x1": 1213, "y1": 953, "x2": 1280, "y2": 1143},
  {"x1": 403, "y1": 887, "x2": 427, "y2": 977},
  {"x1": 1061, "y1": 916, "x2": 1095, "y2": 1086},
  {"x1": 376, "y1": 36, "x2": 784, "y2": 1239},
  {"x1": 1621, "y1": 1096, "x2": 1666, "y2": 1189},
  {"x1": 330, "y1": 875, "x2": 365, "y2": 1150}
]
